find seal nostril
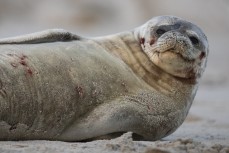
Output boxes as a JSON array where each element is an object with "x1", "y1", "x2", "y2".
[
  {"x1": 199, "y1": 52, "x2": 206, "y2": 60},
  {"x1": 156, "y1": 28, "x2": 166, "y2": 36},
  {"x1": 150, "y1": 39, "x2": 155, "y2": 45},
  {"x1": 189, "y1": 36, "x2": 199, "y2": 45}
]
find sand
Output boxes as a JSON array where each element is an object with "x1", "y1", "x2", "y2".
[{"x1": 0, "y1": 0, "x2": 229, "y2": 152}]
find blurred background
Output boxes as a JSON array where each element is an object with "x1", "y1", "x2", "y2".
[{"x1": 0, "y1": 0, "x2": 228, "y2": 138}]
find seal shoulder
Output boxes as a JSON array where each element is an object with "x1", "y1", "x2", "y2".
[{"x1": 0, "y1": 29, "x2": 81, "y2": 44}]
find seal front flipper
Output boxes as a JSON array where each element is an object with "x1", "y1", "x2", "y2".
[
  {"x1": 0, "y1": 29, "x2": 81, "y2": 44},
  {"x1": 58, "y1": 99, "x2": 144, "y2": 141}
]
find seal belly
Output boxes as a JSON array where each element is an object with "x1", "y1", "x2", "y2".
[{"x1": 0, "y1": 40, "x2": 144, "y2": 140}]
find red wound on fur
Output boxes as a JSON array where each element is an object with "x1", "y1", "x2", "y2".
[
  {"x1": 140, "y1": 38, "x2": 145, "y2": 44},
  {"x1": 27, "y1": 68, "x2": 33, "y2": 76},
  {"x1": 20, "y1": 54, "x2": 27, "y2": 60},
  {"x1": 19, "y1": 60, "x2": 27, "y2": 66}
]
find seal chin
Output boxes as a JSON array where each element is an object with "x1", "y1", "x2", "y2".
[
  {"x1": 152, "y1": 50, "x2": 197, "y2": 79},
  {"x1": 142, "y1": 40, "x2": 198, "y2": 79}
]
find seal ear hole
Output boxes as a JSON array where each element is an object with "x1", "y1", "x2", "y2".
[
  {"x1": 156, "y1": 28, "x2": 167, "y2": 36},
  {"x1": 189, "y1": 36, "x2": 199, "y2": 45}
]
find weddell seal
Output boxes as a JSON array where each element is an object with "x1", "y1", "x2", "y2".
[{"x1": 0, "y1": 16, "x2": 208, "y2": 141}]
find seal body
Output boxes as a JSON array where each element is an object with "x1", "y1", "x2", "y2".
[{"x1": 0, "y1": 16, "x2": 209, "y2": 141}]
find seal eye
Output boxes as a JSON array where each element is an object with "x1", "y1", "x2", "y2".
[
  {"x1": 156, "y1": 28, "x2": 166, "y2": 36},
  {"x1": 189, "y1": 36, "x2": 199, "y2": 45}
]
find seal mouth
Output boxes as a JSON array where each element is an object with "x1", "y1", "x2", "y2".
[
  {"x1": 156, "y1": 49, "x2": 195, "y2": 63},
  {"x1": 150, "y1": 39, "x2": 195, "y2": 62},
  {"x1": 152, "y1": 49, "x2": 197, "y2": 80}
]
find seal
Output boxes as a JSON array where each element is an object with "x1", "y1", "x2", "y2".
[{"x1": 0, "y1": 16, "x2": 208, "y2": 141}]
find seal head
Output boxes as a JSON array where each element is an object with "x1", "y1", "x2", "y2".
[{"x1": 137, "y1": 16, "x2": 209, "y2": 81}]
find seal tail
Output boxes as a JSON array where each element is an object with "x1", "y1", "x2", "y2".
[{"x1": 0, "y1": 29, "x2": 81, "y2": 44}]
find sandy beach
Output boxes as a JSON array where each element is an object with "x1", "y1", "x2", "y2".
[{"x1": 0, "y1": 0, "x2": 229, "y2": 152}]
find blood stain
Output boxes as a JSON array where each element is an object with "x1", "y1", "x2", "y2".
[
  {"x1": 76, "y1": 85, "x2": 84, "y2": 98},
  {"x1": 140, "y1": 38, "x2": 145, "y2": 44},
  {"x1": 20, "y1": 54, "x2": 27, "y2": 60},
  {"x1": 19, "y1": 60, "x2": 27, "y2": 66},
  {"x1": 27, "y1": 68, "x2": 33, "y2": 76}
]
